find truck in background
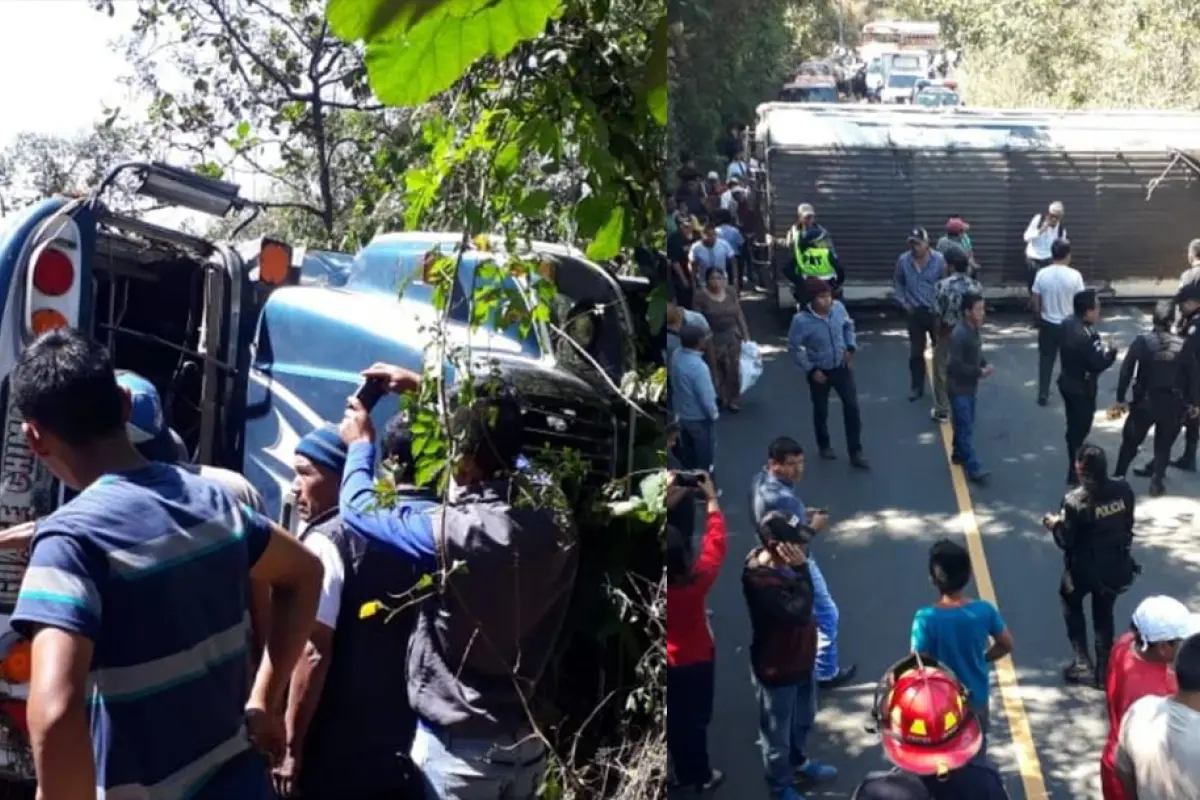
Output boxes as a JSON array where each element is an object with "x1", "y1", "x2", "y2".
[{"x1": 752, "y1": 103, "x2": 1200, "y2": 314}]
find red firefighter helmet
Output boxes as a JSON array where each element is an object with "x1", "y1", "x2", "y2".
[{"x1": 875, "y1": 653, "x2": 983, "y2": 776}]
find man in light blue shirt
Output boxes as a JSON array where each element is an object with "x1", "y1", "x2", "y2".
[
  {"x1": 668, "y1": 324, "x2": 719, "y2": 474},
  {"x1": 689, "y1": 224, "x2": 737, "y2": 284},
  {"x1": 787, "y1": 278, "x2": 869, "y2": 469},
  {"x1": 749, "y1": 436, "x2": 857, "y2": 690}
]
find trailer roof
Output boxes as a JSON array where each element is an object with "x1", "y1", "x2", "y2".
[{"x1": 755, "y1": 103, "x2": 1200, "y2": 152}]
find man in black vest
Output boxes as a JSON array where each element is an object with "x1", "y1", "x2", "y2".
[
  {"x1": 1169, "y1": 282, "x2": 1200, "y2": 471},
  {"x1": 271, "y1": 423, "x2": 422, "y2": 799},
  {"x1": 1112, "y1": 300, "x2": 1199, "y2": 496},
  {"x1": 1057, "y1": 290, "x2": 1118, "y2": 485},
  {"x1": 339, "y1": 364, "x2": 579, "y2": 800}
]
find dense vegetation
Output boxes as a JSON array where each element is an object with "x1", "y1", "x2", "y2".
[
  {"x1": 887, "y1": 0, "x2": 1200, "y2": 109},
  {"x1": 668, "y1": 0, "x2": 843, "y2": 173},
  {"x1": 666, "y1": 0, "x2": 1200, "y2": 179}
]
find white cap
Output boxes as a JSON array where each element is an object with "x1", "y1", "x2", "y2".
[
  {"x1": 797, "y1": 203, "x2": 815, "y2": 217},
  {"x1": 1131, "y1": 596, "x2": 1200, "y2": 646},
  {"x1": 706, "y1": 171, "x2": 719, "y2": 181},
  {"x1": 1048, "y1": 200, "x2": 1065, "y2": 216}
]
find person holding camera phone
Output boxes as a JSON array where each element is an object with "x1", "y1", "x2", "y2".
[
  {"x1": 338, "y1": 363, "x2": 578, "y2": 799},
  {"x1": 667, "y1": 472, "x2": 727, "y2": 792},
  {"x1": 744, "y1": 511, "x2": 839, "y2": 800}
]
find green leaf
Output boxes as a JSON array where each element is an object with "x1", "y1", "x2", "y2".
[
  {"x1": 236, "y1": 120, "x2": 251, "y2": 139},
  {"x1": 361, "y1": 0, "x2": 564, "y2": 107},
  {"x1": 514, "y1": 188, "x2": 551, "y2": 217},
  {"x1": 644, "y1": 16, "x2": 668, "y2": 126},
  {"x1": 327, "y1": 0, "x2": 448, "y2": 42},
  {"x1": 585, "y1": 206, "x2": 625, "y2": 262}
]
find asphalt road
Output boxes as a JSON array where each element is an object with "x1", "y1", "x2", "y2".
[{"x1": 704, "y1": 294, "x2": 1200, "y2": 799}]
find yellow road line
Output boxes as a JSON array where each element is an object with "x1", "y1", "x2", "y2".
[{"x1": 934, "y1": 415, "x2": 1050, "y2": 799}]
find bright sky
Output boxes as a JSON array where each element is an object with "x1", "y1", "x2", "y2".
[{"x1": 0, "y1": 0, "x2": 139, "y2": 148}]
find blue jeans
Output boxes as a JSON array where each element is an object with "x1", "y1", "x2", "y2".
[
  {"x1": 755, "y1": 673, "x2": 817, "y2": 793},
  {"x1": 679, "y1": 419, "x2": 716, "y2": 475},
  {"x1": 950, "y1": 393, "x2": 983, "y2": 476},
  {"x1": 411, "y1": 723, "x2": 547, "y2": 800},
  {"x1": 809, "y1": 558, "x2": 840, "y2": 681}
]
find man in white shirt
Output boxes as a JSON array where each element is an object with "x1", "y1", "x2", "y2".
[
  {"x1": 719, "y1": 176, "x2": 746, "y2": 215},
  {"x1": 726, "y1": 151, "x2": 748, "y2": 182},
  {"x1": 1031, "y1": 239, "x2": 1085, "y2": 406},
  {"x1": 1116, "y1": 631, "x2": 1200, "y2": 800},
  {"x1": 1023, "y1": 200, "x2": 1068, "y2": 289},
  {"x1": 279, "y1": 423, "x2": 421, "y2": 798},
  {"x1": 689, "y1": 223, "x2": 737, "y2": 285}
]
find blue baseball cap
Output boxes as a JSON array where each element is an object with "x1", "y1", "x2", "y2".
[{"x1": 115, "y1": 371, "x2": 179, "y2": 462}]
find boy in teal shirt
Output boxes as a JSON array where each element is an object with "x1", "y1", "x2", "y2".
[{"x1": 911, "y1": 539, "x2": 1015, "y2": 757}]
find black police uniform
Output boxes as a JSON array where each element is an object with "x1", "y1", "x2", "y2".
[
  {"x1": 1057, "y1": 316, "x2": 1117, "y2": 483},
  {"x1": 1051, "y1": 477, "x2": 1138, "y2": 686},
  {"x1": 1171, "y1": 305, "x2": 1200, "y2": 470},
  {"x1": 1114, "y1": 325, "x2": 1197, "y2": 491}
]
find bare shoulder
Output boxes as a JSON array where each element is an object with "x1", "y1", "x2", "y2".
[{"x1": 188, "y1": 463, "x2": 267, "y2": 514}]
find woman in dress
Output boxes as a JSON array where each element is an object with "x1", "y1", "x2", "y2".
[{"x1": 694, "y1": 267, "x2": 750, "y2": 412}]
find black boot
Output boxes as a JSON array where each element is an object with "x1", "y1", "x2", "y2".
[
  {"x1": 1171, "y1": 450, "x2": 1196, "y2": 472},
  {"x1": 1093, "y1": 648, "x2": 1110, "y2": 691},
  {"x1": 1063, "y1": 637, "x2": 1094, "y2": 686}
]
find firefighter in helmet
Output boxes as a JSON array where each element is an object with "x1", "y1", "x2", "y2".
[{"x1": 851, "y1": 653, "x2": 1009, "y2": 799}]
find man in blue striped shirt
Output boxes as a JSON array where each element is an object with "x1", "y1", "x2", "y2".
[
  {"x1": 9, "y1": 329, "x2": 322, "y2": 800},
  {"x1": 893, "y1": 228, "x2": 947, "y2": 402}
]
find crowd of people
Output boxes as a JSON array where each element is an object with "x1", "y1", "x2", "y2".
[
  {"x1": 665, "y1": 137, "x2": 1200, "y2": 799},
  {"x1": 2, "y1": 327, "x2": 579, "y2": 799}
]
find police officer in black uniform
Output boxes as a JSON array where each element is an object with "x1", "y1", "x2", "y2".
[
  {"x1": 1112, "y1": 299, "x2": 1199, "y2": 496},
  {"x1": 1043, "y1": 443, "x2": 1139, "y2": 688},
  {"x1": 1057, "y1": 289, "x2": 1118, "y2": 485},
  {"x1": 1168, "y1": 282, "x2": 1200, "y2": 471}
]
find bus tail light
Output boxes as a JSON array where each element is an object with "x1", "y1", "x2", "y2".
[
  {"x1": 0, "y1": 700, "x2": 28, "y2": 742},
  {"x1": 24, "y1": 225, "x2": 83, "y2": 342},
  {"x1": 31, "y1": 309, "x2": 69, "y2": 336},
  {"x1": 0, "y1": 641, "x2": 30, "y2": 685},
  {"x1": 31, "y1": 248, "x2": 75, "y2": 297}
]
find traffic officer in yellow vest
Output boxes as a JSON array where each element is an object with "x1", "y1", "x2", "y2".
[{"x1": 787, "y1": 203, "x2": 845, "y2": 309}]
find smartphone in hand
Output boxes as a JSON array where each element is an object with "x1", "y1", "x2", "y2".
[{"x1": 353, "y1": 376, "x2": 388, "y2": 412}]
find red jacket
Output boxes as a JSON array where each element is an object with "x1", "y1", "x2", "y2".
[
  {"x1": 1101, "y1": 632, "x2": 1177, "y2": 800},
  {"x1": 666, "y1": 511, "x2": 728, "y2": 667}
]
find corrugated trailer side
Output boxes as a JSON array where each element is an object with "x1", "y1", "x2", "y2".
[{"x1": 755, "y1": 103, "x2": 1200, "y2": 309}]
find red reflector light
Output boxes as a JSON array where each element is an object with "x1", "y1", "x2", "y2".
[
  {"x1": 32, "y1": 249, "x2": 74, "y2": 297},
  {"x1": 0, "y1": 700, "x2": 28, "y2": 740}
]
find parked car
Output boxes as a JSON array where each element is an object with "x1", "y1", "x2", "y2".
[
  {"x1": 779, "y1": 75, "x2": 839, "y2": 103},
  {"x1": 880, "y1": 70, "x2": 923, "y2": 103}
]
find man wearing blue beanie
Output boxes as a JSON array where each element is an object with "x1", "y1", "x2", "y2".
[{"x1": 269, "y1": 422, "x2": 419, "y2": 799}]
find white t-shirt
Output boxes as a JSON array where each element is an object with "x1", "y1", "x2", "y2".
[
  {"x1": 303, "y1": 531, "x2": 346, "y2": 630},
  {"x1": 1031, "y1": 263, "x2": 1085, "y2": 324},
  {"x1": 1116, "y1": 695, "x2": 1200, "y2": 800},
  {"x1": 689, "y1": 239, "x2": 735, "y2": 277}
]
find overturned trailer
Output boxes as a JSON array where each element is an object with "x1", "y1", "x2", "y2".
[{"x1": 752, "y1": 102, "x2": 1200, "y2": 310}]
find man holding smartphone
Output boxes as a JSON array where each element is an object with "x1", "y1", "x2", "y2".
[
  {"x1": 338, "y1": 363, "x2": 578, "y2": 799},
  {"x1": 750, "y1": 436, "x2": 855, "y2": 690}
]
